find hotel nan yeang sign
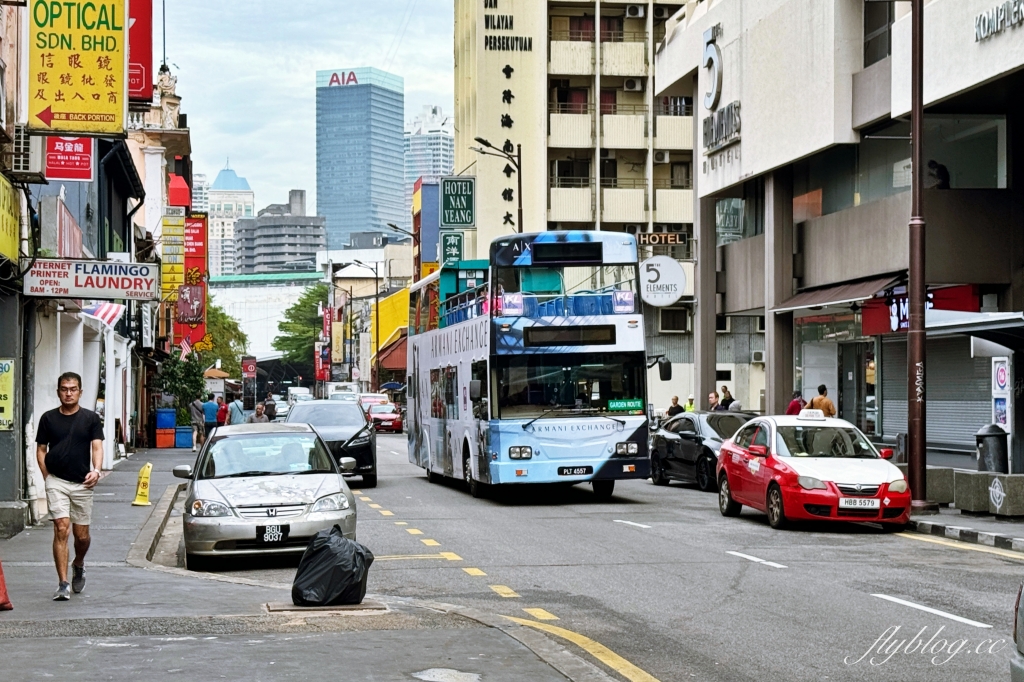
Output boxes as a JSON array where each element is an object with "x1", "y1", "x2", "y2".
[
  {"x1": 975, "y1": 1, "x2": 1024, "y2": 41},
  {"x1": 23, "y1": 259, "x2": 159, "y2": 300}
]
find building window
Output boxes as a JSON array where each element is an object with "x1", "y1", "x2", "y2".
[
  {"x1": 756, "y1": 316, "x2": 766, "y2": 333},
  {"x1": 716, "y1": 370, "x2": 732, "y2": 382},
  {"x1": 660, "y1": 307, "x2": 689, "y2": 333},
  {"x1": 715, "y1": 177, "x2": 764, "y2": 246},
  {"x1": 864, "y1": 3, "x2": 894, "y2": 68},
  {"x1": 716, "y1": 315, "x2": 730, "y2": 333}
]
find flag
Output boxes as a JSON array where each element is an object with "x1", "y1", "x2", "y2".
[
  {"x1": 179, "y1": 336, "x2": 192, "y2": 359},
  {"x1": 80, "y1": 302, "x2": 126, "y2": 327}
]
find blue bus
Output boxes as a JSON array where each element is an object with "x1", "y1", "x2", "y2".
[{"x1": 406, "y1": 231, "x2": 669, "y2": 498}]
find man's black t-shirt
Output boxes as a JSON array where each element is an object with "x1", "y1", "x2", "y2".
[
  {"x1": 666, "y1": 405, "x2": 684, "y2": 417},
  {"x1": 36, "y1": 408, "x2": 104, "y2": 483},
  {"x1": 264, "y1": 398, "x2": 277, "y2": 420}
]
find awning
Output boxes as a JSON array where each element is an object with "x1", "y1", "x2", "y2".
[
  {"x1": 378, "y1": 334, "x2": 407, "y2": 371},
  {"x1": 772, "y1": 276, "x2": 900, "y2": 313},
  {"x1": 926, "y1": 309, "x2": 1024, "y2": 350}
]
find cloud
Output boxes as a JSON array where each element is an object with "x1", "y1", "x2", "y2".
[{"x1": 163, "y1": 0, "x2": 454, "y2": 211}]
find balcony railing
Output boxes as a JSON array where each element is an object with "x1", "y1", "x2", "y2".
[
  {"x1": 549, "y1": 102, "x2": 595, "y2": 114},
  {"x1": 550, "y1": 29, "x2": 596, "y2": 42},
  {"x1": 653, "y1": 178, "x2": 693, "y2": 190},
  {"x1": 550, "y1": 176, "x2": 592, "y2": 189},
  {"x1": 600, "y1": 177, "x2": 647, "y2": 189},
  {"x1": 654, "y1": 102, "x2": 693, "y2": 117},
  {"x1": 601, "y1": 30, "x2": 648, "y2": 43},
  {"x1": 602, "y1": 103, "x2": 647, "y2": 116}
]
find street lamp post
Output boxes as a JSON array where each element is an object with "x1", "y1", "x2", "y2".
[
  {"x1": 353, "y1": 260, "x2": 381, "y2": 393},
  {"x1": 471, "y1": 137, "x2": 523, "y2": 234},
  {"x1": 386, "y1": 222, "x2": 419, "y2": 281}
]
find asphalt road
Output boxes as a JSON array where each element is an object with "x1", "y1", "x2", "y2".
[{"x1": 205, "y1": 433, "x2": 1020, "y2": 681}]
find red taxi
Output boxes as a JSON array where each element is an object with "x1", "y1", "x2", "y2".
[
  {"x1": 368, "y1": 402, "x2": 403, "y2": 433},
  {"x1": 716, "y1": 410, "x2": 910, "y2": 530}
]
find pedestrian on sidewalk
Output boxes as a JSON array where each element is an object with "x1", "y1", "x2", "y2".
[
  {"x1": 247, "y1": 402, "x2": 270, "y2": 423},
  {"x1": 785, "y1": 391, "x2": 805, "y2": 415},
  {"x1": 35, "y1": 372, "x2": 104, "y2": 602},
  {"x1": 216, "y1": 396, "x2": 227, "y2": 427},
  {"x1": 189, "y1": 397, "x2": 205, "y2": 452},
  {"x1": 263, "y1": 392, "x2": 277, "y2": 421},
  {"x1": 708, "y1": 391, "x2": 726, "y2": 411},
  {"x1": 226, "y1": 393, "x2": 245, "y2": 425},
  {"x1": 666, "y1": 396, "x2": 684, "y2": 417},
  {"x1": 720, "y1": 386, "x2": 735, "y2": 409},
  {"x1": 809, "y1": 384, "x2": 837, "y2": 417},
  {"x1": 683, "y1": 394, "x2": 697, "y2": 412},
  {"x1": 203, "y1": 393, "x2": 219, "y2": 438}
]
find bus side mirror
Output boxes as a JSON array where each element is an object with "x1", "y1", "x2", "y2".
[
  {"x1": 469, "y1": 379, "x2": 482, "y2": 401},
  {"x1": 658, "y1": 357, "x2": 672, "y2": 382}
]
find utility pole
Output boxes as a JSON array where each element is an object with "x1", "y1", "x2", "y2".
[
  {"x1": 471, "y1": 137, "x2": 523, "y2": 234},
  {"x1": 354, "y1": 260, "x2": 382, "y2": 392}
]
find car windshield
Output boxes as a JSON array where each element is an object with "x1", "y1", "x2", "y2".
[
  {"x1": 370, "y1": 404, "x2": 396, "y2": 414},
  {"x1": 360, "y1": 394, "x2": 388, "y2": 404},
  {"x1": 293, "y1": 394, "x2": 313, "y2": 402},
  {"x1": 705, "y1": 413, "x2": 753, "y2": 439},
  {"x1": 287, "y1": 403, "x2": 366, "y2": 427},
  {"x1": 196, "y1": 433, "x2": 335, "y2": 479},
  {"x1": 775, "y1": 426, "x2": 880, "y2": 458},
  {"x1": 330, "y1": 393, "x2": 358, "y2": 401}
]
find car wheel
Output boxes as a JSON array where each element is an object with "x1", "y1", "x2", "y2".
[
  {"x1": 463, "y1": 451, "x2": 483, "y2": 498},
  {"x1": 718, "y1": 474, "x2": 741, "y2": 517},
  {"x1": 650, "y1": 456, "x2": 669, "y2": 486},
  {"x1": 362, "y1": 473, "x2": 378, "y2": 488},
  {"x1": 696, "y1": 455, "x2": 717, "y2": 492},
  {"x1": 185, "y1": 552, "x2": 210, "y2": 571},
  {"x1": 766, "y1": 484, "x2": 788, "y2": 530},
  {"x1": 592, "y1": 479, "x2": 615, "y2": 500}
]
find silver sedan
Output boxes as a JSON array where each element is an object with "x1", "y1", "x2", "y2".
[{"x1": 173, "y1": 423, "x2": 357, "y2": 570}]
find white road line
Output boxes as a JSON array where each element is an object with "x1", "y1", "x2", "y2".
[
  {"x1": 871, "y1": 594, "x2": 992, "y2": 629},
  {"x1": 613, "y1": 519, "x2": 651, "y2": 529},
  {"x1": 726, "y1": 551, "x2": 787, "y2": 569}
]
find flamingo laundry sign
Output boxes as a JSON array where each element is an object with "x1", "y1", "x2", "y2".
[{"x1": 22, "y1": 259, "x2": 159, "y2": 300}]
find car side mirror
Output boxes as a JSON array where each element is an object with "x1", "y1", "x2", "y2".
[
  {"x1": 172, "y1": 464, "x2": 193, "y2": 479},
  {"x1": 469, "y1": 379, "x2": 482, "y2": 401},
  {"x1": 879, "y1": 448, "x2": 894, "y2": 460},
  {"x1": 339, "y1": 457, "x2": 357, "y2": 471},
  {"x1": 658, "y1": 357, "x2": 672, "y2": 382},
  {"x1": 748, "y1": 445, "x2": 769, "y2": 457}
]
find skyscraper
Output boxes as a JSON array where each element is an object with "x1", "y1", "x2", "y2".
[
  {"x1": 404, "y1": 105, "x2": 454, "y2": 230},
  {"x1": 316, "y1": 67, "x2": 404, "y2": 249},
  {"x1": 191, "y1": 173, "x2": 209, "y2": 212},
  {"x1": 207, "y1": 166, "x2": 254, "y2": 277}
]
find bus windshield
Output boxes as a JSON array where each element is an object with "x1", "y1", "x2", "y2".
[
  {"x1": 494, "y1": 352, "x2": 646, "y2": 419},
  {"x1": 494, "y1": 265, "x2": 636, "y2": 299}
]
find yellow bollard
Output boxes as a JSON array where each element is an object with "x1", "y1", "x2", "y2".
[{"x1": 131, "y1": 462, "x2": 153, "y2": 506}]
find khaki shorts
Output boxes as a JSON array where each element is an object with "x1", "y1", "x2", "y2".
[{"x1": 45, "y1": 476, "x2": 94, "y2": 525}]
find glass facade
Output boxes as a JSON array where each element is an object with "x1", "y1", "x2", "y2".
[{"x1": 316, "y1": 67, "x2": 405, "y2": 249}]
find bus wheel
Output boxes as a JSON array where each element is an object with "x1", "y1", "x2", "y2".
[
  {"x1": 592, "y1": 480, "x2": 614, "y2": 500},
  {"x1": 425, "y1": 467, "x2": 438, "y2": 483},
  {"x1": 463, "y1": 450, "x2": 483, "y2": 498}
]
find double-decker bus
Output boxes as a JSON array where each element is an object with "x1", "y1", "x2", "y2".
[{"x1": 406, "y1": 231, "x2": 669, "y2": 499}]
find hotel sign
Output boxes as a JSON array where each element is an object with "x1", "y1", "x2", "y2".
[
  {"x1": 975, "y1": 1, "x2": 1024, "y2": 41},
  {"x1": 702, "y1": 24, "x2": 741, "y2": 154},
  {"x1": 440, "y1": 177, "x2": 476, "y2": 228}
]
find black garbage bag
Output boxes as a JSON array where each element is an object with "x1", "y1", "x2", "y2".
[{"x1": 291, "y1": 525, "x2": 374, "y2": 606}]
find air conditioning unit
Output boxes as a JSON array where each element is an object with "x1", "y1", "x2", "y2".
[
  {"x1": 626, "y1": 5, "x2": 645, "y2": 18},
  {"x1": 624, "y1": 78, "x2": 644, "y2": 92},
  {"x1": 654, "y1": 223, "x2": 685, "y2": 233},
  {"x1": 624, "y1": 224, "x2": 643, "y2": 234},
  {"x1": 653, "y1": 7, "x2": 671, "y2": 20},
  {"x1": 654, "y1": 151, "x2": 671, "y2": 164},
  {"x1": 8, "y1": 125, "x2": 45, "y2": 183},
  {"x1": 600, "y1": 149, "x2": 616, "y2": 159},
  {"x1": 751, "y1": 350, "x2": 766, "y2": 364}
]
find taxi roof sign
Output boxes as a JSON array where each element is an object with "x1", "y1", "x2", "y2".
[{"x1": 798, "y1": 409, "x2": 826, "y2": 420}]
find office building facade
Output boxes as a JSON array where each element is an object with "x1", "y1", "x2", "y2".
[
  {"x1": 234, "y1": 190, "x2": 327, "y2": 274},
  {"x1": 404, "y1": 105, "x2": 454, "y2": 230},
  {"x1": 191, "y1": 173, "x2": 209, "y2": 212},
  {"x1": 208, "y1": 167, "x2": 255, "y2": 277},
  {"x1": 316, "y1": 67, "x2": 405, "y2": 249}
]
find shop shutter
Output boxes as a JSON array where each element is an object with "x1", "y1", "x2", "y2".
[{"x1": 881, "y1": 337, "x2": 989, "y2": 449}]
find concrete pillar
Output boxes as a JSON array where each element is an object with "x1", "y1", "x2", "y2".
[
  {"x1": 694, "y1": 196, "x2": 718, "y2": 409},
  {"x1": 103, "y1": 327, "x2": 115, "y2": 469},
  {"x1": 0, "y1": 294, "x2": 25, "y2": 536},
  {"x1": 764, "y1": 169, "x2": 795, "y2": 414},
  {"x1": 82, "y1": 327, "x2": 102, "y2": 411}
]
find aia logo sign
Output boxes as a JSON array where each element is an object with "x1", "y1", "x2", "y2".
[{"x1": 328, "y1": 71, "x2": 359, "y2": 86}]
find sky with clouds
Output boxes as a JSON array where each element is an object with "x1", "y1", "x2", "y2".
[{"x1": 163, "y1": 0, "x2": 454, "y2": 212}]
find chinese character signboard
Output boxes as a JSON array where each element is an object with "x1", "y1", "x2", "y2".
[
  {"x1": 128, "y1": 0, "x2": 153, "y2": 102},
  {"x1": 23, "y1": 259, "x2": 158, "y2": 299},
  {"x1": 45, "y1": 136, "x2": 94, "y2": 181},
  {"x1": 160, "y1": 208, "x2": 185, "y2": 302},
  {"x1": 441, "y1": 232, "x2": 463, "y2": 262},
  {"x1": 174, "y1": 212, "x2": 209, "y2": 350},
  {"x1": 440, "y1": 177, "x2": 475, "y2": 228},
  {"x1": 29, "y1": 0, "x2": 128, "y2": 135}
]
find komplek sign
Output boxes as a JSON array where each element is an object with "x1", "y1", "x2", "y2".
[{"x1": 22, "y1": 259, "x2": 159, "y2": 300}]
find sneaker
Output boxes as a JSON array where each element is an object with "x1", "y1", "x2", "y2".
[
  {"x1": 71, "y1": 564, "x2": 86, "y2": 594},
  {"x1": 53, "y1": 582, "x2": 71, "y2": 601}
]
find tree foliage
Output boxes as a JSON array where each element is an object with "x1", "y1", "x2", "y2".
[
  {"x1": 155, "y1": 352, "x2": 207, "y2": 424},
  {"x1": 205, "y1": 298, "x2": 249, "y2": 374},
  {"x1": 273, "y1": 282, "x2": 328, "y2": 367}
]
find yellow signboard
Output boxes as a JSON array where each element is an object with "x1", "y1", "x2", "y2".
[
  {"x1": 28, "y1": 0, "x2": 128, "y2": 135},
  {"x1": 0, "y1": 175, "x2": 20, "y2": 263},
  {"x1": 0, "y1": 358, "x2": 14, "y2": 431}
]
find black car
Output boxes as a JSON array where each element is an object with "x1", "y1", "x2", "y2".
[
  {"x1": 286, "y1": 400, "x2": 377, "y2": 487},
  {"x1": 650, "y1": 410, "x2": 756, "y2": 491}
]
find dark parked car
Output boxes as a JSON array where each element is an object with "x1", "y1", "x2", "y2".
[
  {"x1": 286, "y1": 400, "x2": 377, "y2": 488},
  {"x1": 650, "y1": 410, "x2": 756, "y2": 491}
]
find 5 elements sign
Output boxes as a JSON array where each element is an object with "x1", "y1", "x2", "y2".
[
  {"x1": 640, "y1": 256, "x2": 688, "y2": 307},
  {"x1": 440, "y1": 177, "x2": 476, "y2": 229},
  {"x1": 29, "y1": 0, "x2": 128, "y2": 135}
]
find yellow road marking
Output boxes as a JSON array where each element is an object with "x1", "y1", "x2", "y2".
[
  {"x1": 351, "y1": 490, "x2": 362, "y2": 495},
  {"x1": 897, "y1": 532, "x2": 1024, "y2": 561},
  {"x1": 406, "y1": 528, "x2": 423, "y2": 535},
  {"x1": 504, "y1": 616, "x2": 660, "y2": 682},
  {"x1": 439, "y1": 552, "x2": 462, "y2": 561},
  {"x1": 380, "y1": 510, "x2": 394, "y2": 516},
  {"x1": 359, "y1": 497, "x2": 372, "y2": 502},
  {"x1": 421, "y1": 539, "x2": 440, "y2": 546},
  {"x1": 394, "y1": 521, "x2": 407, "y2": 525},
  {"x1": 463, "y1": 568, "x2": 486, "y2": 576},
  {"x1": 368, "y1": 503, "x2": 382, "y2": 509},
  {"x1": 375, "y1": 553, "x2": 460, "y2": 562},
  {"x1": 489, "y1": 585, "x2": 520, "y2": 598},
  {"x1": 523, "y1": 608, "x2": 559, "y2": 621}
]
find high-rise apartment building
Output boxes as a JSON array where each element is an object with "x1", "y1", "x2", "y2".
[
  {"x1": 453, "y1": 2, "x2": 693, "y2": 259},
  {"x1": 191, "y1": 173, "x2": 209, "y2": 213},
  {"x1": 404, "y1": 105, "x2": 454, "y2": 230},
  {"x1": 208, "y1": 166, "x2": 255, "y2": 277},
  {"x1": 316, "y1": 67, "x2": 405, "y2": 249},
  {"x1": 234, "y1": 190, "x2": 327, "y2": 274}
]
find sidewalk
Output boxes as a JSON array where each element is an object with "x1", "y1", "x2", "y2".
[{"x1": 910, "y1": 506, "x2": 1024, "y2": 552}]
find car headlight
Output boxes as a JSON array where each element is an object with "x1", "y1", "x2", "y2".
[
  {"x1": 509, "y1": 446, "x2": 532, "y2": 459},
  {"x1": 348, "y1": 435, "x2": 371, "y2": 447},
  {"x1": 190, "y1": 499, "x2": 230, "y2": 517},
  {"x1": 797, "y1": 476, "x2": 827, "y2": 490},
  {"x1": 615, "y1": 442, "x2": 639, "y2": 456},
  {"x1": 888, "y1": 479, "x2": 909, "y2": 493},
  {"x1": 311, "y1": 493, "x2": 351, "y2": 513}
]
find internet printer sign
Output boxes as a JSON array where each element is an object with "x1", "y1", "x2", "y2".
[{"x1": 23, "y1": 259, "x2": 159, "y2": 300}]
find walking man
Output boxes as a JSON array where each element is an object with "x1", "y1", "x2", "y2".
[
  {"x1": 202, "y1": 393, "x2": 219, "y2": 439},
  {"x1": 263, "y1": 392, "x2": 277, "y2": 421},
  {"x1": 247, "y1": 402, "x2": 270, "y2": 424},
  {"x1": 809, "y1": 384, "x2": 837, "y2": 417},
  {"x1": 226, "y1": 392, "x2": 245, "y2": 425},
  {"x1": 189, "y1": 396, "x2": 205, "y2": 452},
  {"x1": 36, "y1": 372, "x2": 104, "y2": 601},
  {"x1": 666, "y1": 396, "x2": 684, "y2": 417}
]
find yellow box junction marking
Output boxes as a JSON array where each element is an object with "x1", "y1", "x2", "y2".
[
  {"x1": 523, "y1": 608, "x2": 559, "y2": 621},
  {"x1": 421, "y1": 539, "x2": 440, "y2": 546},
  {"x1": 489, "y1": 585, "x2": 520, "y2": 598},
  {"x1": 463, "y1": 568, "x2": 486, "y2": 576},
  {"x1": 406, "y1": 528, "x2": 423, "y2": 535},
  {"x1": 439, "y1": 552, "x2": 462, "y2": 561},
  {"x1": 380, "y1": 510, "x2": 394, "y2": 516},
  {"x1": 359, "y1": 497, "x2": 372, "y2": 502},
  {"x1": 504, "y1": 617, "x2": 661, "y2": 682}
]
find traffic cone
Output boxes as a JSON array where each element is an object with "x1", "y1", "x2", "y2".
[
  {"x1": 0, "y1": 558, "x2": 12, "y2": 611},
  {"x1": 132, "y1": 462, "x2": 153, "y2": 506}
]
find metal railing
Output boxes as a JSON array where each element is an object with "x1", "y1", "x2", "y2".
[
  {"x1": 549, "y1": 29, "x2": 596, "y2": 42},
  {"x1": 549, "y1": 102, "x2": 596, "y2": 115},
  {"x1": 600, "y1": 177, "x2": 647, "y2": 189},
  {"x1": 550, "y1": 176, "x2": 593, "y2": 189},
  {"x1": 601, "y1": 30, "x2": 648, "y2": 43},
  {"x1": 601, "y1": 103, "x2": 648, "y2": 116},
  {"x1": 653, "y1": 178, "x2": 693, "y2": 190},
  {"x1": 654, "y1": 103, "x2": 693, "y2": 117}
]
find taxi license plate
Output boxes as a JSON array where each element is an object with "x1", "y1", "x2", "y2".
[
  {"x1": 838, "y1": 498, "x2": 880, "y2": 509},
  {"x1": 256, "y1": 525, "x2": 290, "y2": 543},
  {"x1": 382, "y1": 421, "x2": 392, "y2": 426},
  {"x1": 558, "y1": 466, "x2": 593, "y2": 476}
]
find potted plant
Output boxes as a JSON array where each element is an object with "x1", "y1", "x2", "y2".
[{"x1": 154, "y1": 352, "x2": 207, "y2": 449}]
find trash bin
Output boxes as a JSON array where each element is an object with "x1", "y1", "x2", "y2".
[{"x1": 976, "y1": 424, "x2": 1009, "y2": 473}]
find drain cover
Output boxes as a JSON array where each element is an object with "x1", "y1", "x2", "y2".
[{"x1": 411, "y1": 669, "x2": 481, "y2": 682}]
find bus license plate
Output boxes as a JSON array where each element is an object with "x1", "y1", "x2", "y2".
[
  {"x1": 257, "y1": 525, "x2": 289, "y2": 543},
  {"x1": 838, "y1": 498, "x2": 880, "y2": 509},
  {"x1": 558, "y1": 466, "x2": 593, "y2": 476}
]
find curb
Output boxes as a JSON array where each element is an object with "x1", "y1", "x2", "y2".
[{"x1": 909, "y1": 518, "x2": 1024, "y2": 553}]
